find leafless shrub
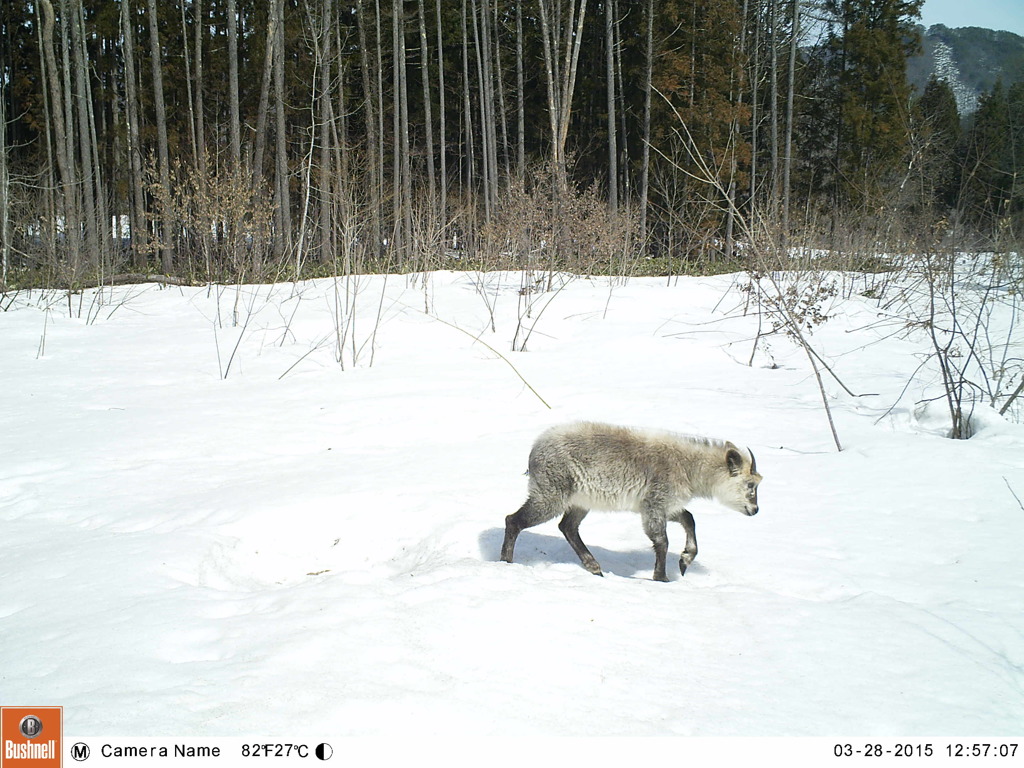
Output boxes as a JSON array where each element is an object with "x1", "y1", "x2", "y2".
[
  {"x1": 888, "y1": 227, "x2": 1023, "y2": 437},
  {"x1": 481, "y1": 162, "x2": 639, "y2": 282},
  {"x1": 740, "y1": 255, "x2": 846, "y2": 451},
  {"x1": 649, "y1": 97, "x2": 849, "y2": 450},
  {"x1": 147, "y1": 157, "x2": 276, "y2": 283}
]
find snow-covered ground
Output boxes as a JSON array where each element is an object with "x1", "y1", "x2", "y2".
[{"x1": 1, "y1": 270, "x2": 1022, "y2": 739}]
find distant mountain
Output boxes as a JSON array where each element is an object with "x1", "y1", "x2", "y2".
[{"x1": 907, "y1": 25, "x2": 1024, "y2": 115}]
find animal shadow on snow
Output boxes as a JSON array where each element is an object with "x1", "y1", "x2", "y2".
[{"x1": 478, "y1": 527, "x2": 708, "y2": 581}]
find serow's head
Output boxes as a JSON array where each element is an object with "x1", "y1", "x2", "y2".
[{"x1": 720, "y1": 444, "x2": 762, "y2": 516}]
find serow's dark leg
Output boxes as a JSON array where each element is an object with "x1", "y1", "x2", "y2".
[
  {"x1": 678, "y1": 509, "x2": 697, "y2": 576},
  {"x1": 501, "y1": 497, "x2": 559, "y2": 564},
  {"x1": 558, "y1": 506, "x2": 602, "y2": 576},
  {"x1": 643, "y1": 512, "x2": 670, "y2": 582}
]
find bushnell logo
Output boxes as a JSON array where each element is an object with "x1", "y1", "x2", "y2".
[
  {"x1": 19, "y1": 716, "x2": 44, "y2": 739},
  {"x1": 1, "y1": 707, "x2": 62, "y2": 767}
]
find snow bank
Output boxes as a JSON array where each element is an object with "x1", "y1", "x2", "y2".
[{"x1": 1, "y1": 272, "x2": 1021, "y2": 738}]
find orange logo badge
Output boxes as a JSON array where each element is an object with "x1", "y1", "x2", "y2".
[{"x1": 1, "y1": 708, "x2": 62, "y2": 768}]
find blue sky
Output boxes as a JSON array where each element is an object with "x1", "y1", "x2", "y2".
[{"x1": 919, "y1": 0, "x2": 1024, "y2": 36}]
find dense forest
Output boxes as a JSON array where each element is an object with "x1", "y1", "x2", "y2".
[{"x1": 0, "y1": 0, "x2": 1021, "y2": 287}]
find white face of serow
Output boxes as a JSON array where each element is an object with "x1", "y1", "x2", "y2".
[{"x1": 718, "y1": 448, "x2": 761, "y2": 516}]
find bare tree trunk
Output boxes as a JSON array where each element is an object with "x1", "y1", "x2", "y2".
[
  {"x1": 180, "y1": 0, "x2": 198, "y2": 165},
  {"x1": 40, "y1": 0, "x2": 82, "y2": 275},
  {"x1": 770, "y1": 0, "x2": 780, "y2": 213},
  {"x1": 393, "y1": 0, "x2": 413, "y2": 265},
  {"x1": 461, "y1": 0, "x2": 475, "y2": 201},
  {"x1": 538, "y1": 0, "x2": 559, "y2": 184},
  {"x1": 335, "y1": 30, "x2": 347, "y2": 182},
  {"x1": 639, "y1": 0, "x2": 653, "y2": 251},
  {"x1": 374, "y1": 0, "x2": 385, "y2": 243},
  {"x1": 79, "y1": 0, "x2": 109, "y2": 268},
  {"x1": 537, "y1": 0, "x2": 588, "y2": 289},
  {"x1": 688, "y1": 0, "x2": 696, "y2": 110},
  {"x1": 146, "y1": 0, "x2": 174, "y2": 272},
  {"x1": 537, "y1": 0, "x2": 588, "y2": 193},
  {"x1": 252, "y1": 6, "x2": 277, "y2": 189},
  {"x1": 227, "y1": 0, "x2": 241, "y2": 170},
  {"x1": 726, "y1": 0, "x2": 751, "y2": 260},
  {"x1": 782, "y1": 0, "x2": 800, "y2": 240},
  {"x1": 319, "y1": 0, "x2": 335, "y2": 266},
  {"x1": 612, "y1": 0, "x2": 629, "y2": 202},
  {"x1": 472, "y1": 0, "x2": 497, "y2": 222},
  {"x1": 34, "y1": 5, "x2": 59, "y2": 268},
  {"x1": 58, "y1": 0, "x2": 76, "y2": 247},
  {"x1": 224, "y1": 0, "x2": 242, "y2": 276},
  {"x1": 181, "y1": 0, "x2": 210, "y2": 272},
  {"x1": 355, "y1": 0, "x2": 381, "y2": 257},
  {"x1": 470, "y1": 0, "x2": 487, "y2": 221},
  {"x1": 435, "y1": 0, "x2": 448, "y2": 224},
  {"x1": 400, "y1": 2, "x2": 413, "y2": 267},
  {"x1": 333, "y1": 31, "x2": 350, "y2": 274},
  {"x1": 750, "y1": 0, "x2": 761, "y2": 207},
  {"x1": 515, "y1": 1, "x2": 525, "y2": 186},
  {"x1": 273, "y1": 0, "x2": 292, "y2": 261},
  {"x1": 605, "y1": 0, "x2": 617, "y2": 213},
  {"x1": 58, "y1": 0, "x2": 77, "y2": 264},
  {"x1": 83, "y1": 20, "x2": 109, "y2": 271},
  {"x1": 393, "y1": 0, "x2": 401, "y2": 252},
  {"x1": 417, "y1": 0, "x2": 436, "y2": 218},
  {"x1": 492, "y1": 0, "x2": 510, "y2": 181},
  {"x1": 194, "y1": 0, "x2": 207, "y2": 178},
  {"x1": 120, "y1": 0, "x2": 147, "y2": 268},
  {"x1": 832, "y1": 11, "x2": 848, "y2": 229},
  {"x1": 0, "y1": 73, "x2": 9, "y2": 287},
  {"x1": 70, "y1": 0, "x2": 100, "y2": 271}
]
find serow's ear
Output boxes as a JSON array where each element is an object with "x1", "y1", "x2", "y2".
[{"x1": 725, "y1": 445, "x2": 744, "y2": 477}]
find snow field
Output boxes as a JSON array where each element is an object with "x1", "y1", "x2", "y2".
[{"x1": 1, "y1": 270, "x2": 1021, "y2": 738}]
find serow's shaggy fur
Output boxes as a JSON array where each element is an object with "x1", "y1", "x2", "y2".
[{"x1": 500, "y1": 422, "x2": 762, "y2": 581}]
